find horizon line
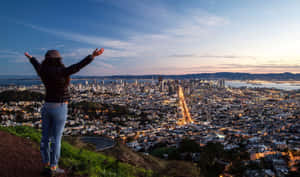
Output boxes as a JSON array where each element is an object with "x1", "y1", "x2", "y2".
[{"x1": 0, "y1": 72, "x2": 299, "y2": 78}]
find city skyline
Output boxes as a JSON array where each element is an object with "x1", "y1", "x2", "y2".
[
  {"x1": 1, "y1": 0, "x2": 300, "y2": 75},
  {"x1": 1, "y1": 78, "x2": 299, "y2": 176}
]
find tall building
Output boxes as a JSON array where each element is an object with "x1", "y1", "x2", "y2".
[
  {"x1": 218, "y1": 79, "x2": 225, "y2": 88},
  {"x1": 158, "y1": 76, "x2": 164, "y2": 92},
  {"x1": 168, "y1": 82, "x2": 176, "y2": 96}
]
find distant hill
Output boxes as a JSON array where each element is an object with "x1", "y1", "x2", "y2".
[
  {"x1": 0, "y1": 90, "x2": 44, "y2": 102},
  {"x1": 59, "y1": 72, "x2": 300, "y2": 81},
  {"x1": 1, "y1": 72, "x2": 300, "y2": 81}
]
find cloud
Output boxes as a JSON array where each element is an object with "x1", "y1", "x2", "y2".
[
  {"x1": 99, "y1": 0, "x2": 172, "y2": 23},
  {"x1": 55, "y1": 44, "x2": 65, "y2": 48},
  {"x1": 16, "y1": 2, "x2": 230, "y2": 60},
  {"x1": 62, "y1": 47, "x2": 131, "y2": 62},
  {"x1": 61, "y1": 48, "x2": 115, "y2": 74},
  {"x1": 76, "y1": 64, "x2": 118, "y2": 76},
  {"x1": 221, "y1": 63, "x2": 300, "y2": 69},
  {"x1": 147, "y1": 63, "x2": 300, "y2": 74},
  {"x1": 194, "y1": 15, "x2": 229, "y2": 26},
  {"x1": 0, "y1": 50, "x2": 20, "y2": 56},
  {"x1": 168, "y1": 54, "x2": 257, "y2": 59},
  {"x1": 10, "y1": 1, "x2": 235, "y2": 75},
  {"x1": 0, "y1": 50, "x2": 26, "y2": 63},
  {"x1": 23, "y1": 23, "x2": 132, "y2": 49},
  {"x1": 62, "y1": 48, "x2": 94, "y2": 58}
]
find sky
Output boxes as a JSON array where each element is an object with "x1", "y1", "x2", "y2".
[{"x1": 1, "y1": 0, "x2": 300, "y2": 76}]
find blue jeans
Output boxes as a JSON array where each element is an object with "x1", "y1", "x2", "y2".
[{"x1": 40, "y1": 102, "x2": 68, "y2": 167}]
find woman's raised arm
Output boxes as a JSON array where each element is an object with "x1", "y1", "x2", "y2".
[
  {"x1": 25, "y1": 52, "x2": 41, "y2": 76},
  {"x1": 63, "y1": 48, "x2": 104, "y2": 76}
]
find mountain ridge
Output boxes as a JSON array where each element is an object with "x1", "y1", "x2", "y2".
[{"x1": 1, "y1": 72, "x2": 300, "y2": 80}]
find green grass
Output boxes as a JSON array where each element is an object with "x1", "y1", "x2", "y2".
[{"x1": 0, "y1": 126, "x2": 152, "y2": 177}]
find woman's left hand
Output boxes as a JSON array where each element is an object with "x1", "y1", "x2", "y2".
[{"x1": 92, "y1": 48, "x2": 104, "y2": 58}]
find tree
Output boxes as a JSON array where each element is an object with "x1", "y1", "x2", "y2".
[
  {"x1": 15, "y1": 111, "x2": 24, "y2": 123},
  {"x1": 198, "y1": 142, "x2": 226, "y2": 177},
  {"x1": 178, "y1": 138, "x2": 201, "y2": 153}
]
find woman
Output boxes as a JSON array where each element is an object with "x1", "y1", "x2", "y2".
[{"x1": 25, "y1": 48, "x2": 104, "y2": 175}]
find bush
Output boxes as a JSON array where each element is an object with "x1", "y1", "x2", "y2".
[
  {"x1": 0, "y1": 90, "x2": 44, "y2": 102},
  {"x1": 150, "y1": 147, "x2": 180, "y2": 160},
  {"x1": 178, "y1": 139, "x2": 201, "y2": 153}
]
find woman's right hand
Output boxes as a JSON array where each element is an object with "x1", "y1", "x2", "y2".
[
  {"x1": 92, "y1": 48, "x2": 104, "y2": 58},
  {"x1": 24, "y1": 52, "x2": 32, "y2": 59}
]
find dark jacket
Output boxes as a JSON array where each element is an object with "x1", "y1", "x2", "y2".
[{"x1": 29, "y1": 55, "x2": 94, "y2": 102}]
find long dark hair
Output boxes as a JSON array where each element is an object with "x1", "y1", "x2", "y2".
[{"x1": 41, "y1": 57, "x2": 70, "y2": 86}]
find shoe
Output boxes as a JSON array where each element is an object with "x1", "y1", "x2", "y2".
[
  {"x1": 50, "y1": 167, "x2": 65, "y2": 176},
  {"x1": 41, "y1": 166, "x2": 51, "y2": 176}
]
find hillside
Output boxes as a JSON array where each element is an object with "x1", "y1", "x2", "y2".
[
  {"x1": 0, "y1": 126, "x2": 201, "y2": 177},
  {"x1": 0, "y1": 126, "x2": 152, "y2": 177},
  {"x1": 62, "y1": 136, "x2": 201, "y2": 177},
  {"x1": 0, "y1": 130, "x2": 74, "y2": 177},
  {"x1": 101, "y1": 142, "x2": 201, "y2": 177}
]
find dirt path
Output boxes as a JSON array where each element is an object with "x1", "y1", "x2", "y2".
[{"x1": 0, "y1": 130, "x2": 78, "y2": 177}]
